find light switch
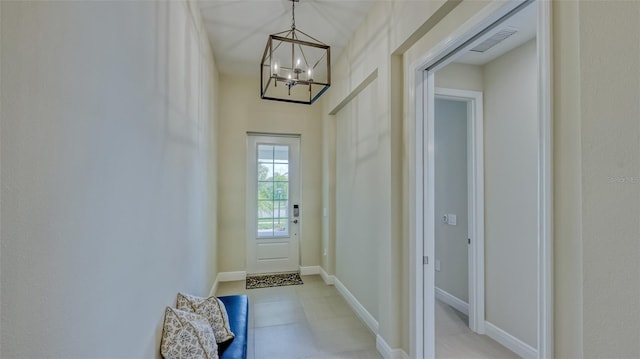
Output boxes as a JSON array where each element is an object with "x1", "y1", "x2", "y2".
[
  {"x1": 448, "y1": 214, "x2": 457, "y2": 226},
  {"x1": 435, "y1": 259, "x2": 441, "y2": 271}
]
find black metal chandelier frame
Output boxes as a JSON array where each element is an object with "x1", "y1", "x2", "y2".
[{"x1": 260, "y1": 0, "x2": 331, "y2": 105}]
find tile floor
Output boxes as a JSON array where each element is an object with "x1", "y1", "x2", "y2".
[
  {"x1": 435, "y1": 299, "x2": 519, "y2": 358},
  {"x1": 216, "y1": 275, "x2": 382, "y2": 359},
  {"x1": 216, "y1": 275, "x2": 518, "y2": 359}
]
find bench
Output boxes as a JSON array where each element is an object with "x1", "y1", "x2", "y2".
[{"x1": 217, "y1": 295, "x2": 249, "y2": 359}]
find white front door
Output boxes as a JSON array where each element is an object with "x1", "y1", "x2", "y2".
[{"x1": 246, "y1": 134, "x2": 301, "y2": 274}]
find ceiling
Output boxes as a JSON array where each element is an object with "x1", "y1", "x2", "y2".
[
  {"x1": 455, "y1": 2, "x2": 536, "y2": 66},
  {"x1": 198, "y1": 0, "x2": 377, "y2": 76}
]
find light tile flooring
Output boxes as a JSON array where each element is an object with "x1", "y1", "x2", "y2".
[
  {"x1": 216, "y1": 275, "x2": 382, "y2": 359},
  {"x1": 217, "y1": 275, "x2": 518, "y2": 359},
  {"x1": 435, "y1": 300, "x2": 519, "y2": 358}
]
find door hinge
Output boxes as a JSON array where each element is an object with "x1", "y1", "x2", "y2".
[
  {"x1": 468, "y1": 238, "x2": 471, "y2": 245},
  {"x1": 423, "y1": 256, "x2": 429, "y2": 265}
]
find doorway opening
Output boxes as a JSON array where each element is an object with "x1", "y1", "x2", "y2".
[
  {"x1": 411, "y1": 1, "x2": 552, "y2": 358},
  {"x1": 434, "y1": 88, "x2": 485, "y2": 340}
]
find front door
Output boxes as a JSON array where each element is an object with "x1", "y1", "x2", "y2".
[{"x1": 246, "y1": 134, "x2": 301, "y2": 274}]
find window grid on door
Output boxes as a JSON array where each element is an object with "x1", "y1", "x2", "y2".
[{"x1": 257, "y1": 144, "x2": 289, "y2": 238}]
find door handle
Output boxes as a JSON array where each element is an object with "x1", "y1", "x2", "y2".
[{"x1": 292, "y1": 219, "x2": 298, "y2": 224}]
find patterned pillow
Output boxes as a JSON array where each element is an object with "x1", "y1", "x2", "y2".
[
  {"x1": 160, "y1": 307, "x2": 219, "y2": 359},
  {"x1": 176, "y1": 293, "x2": 235, "y2": 344}
]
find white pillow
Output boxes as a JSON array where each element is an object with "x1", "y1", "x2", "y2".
[
  {"x1": 160, "y1": 307, "x2": 219, "y2": 359},
  {"x1": 176, "y1": 293, "x2": 235, "y2": 344}
]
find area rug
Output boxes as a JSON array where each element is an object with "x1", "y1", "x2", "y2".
[{"x1": 245, "y1": 272, "x2": 304, "y2": 289}]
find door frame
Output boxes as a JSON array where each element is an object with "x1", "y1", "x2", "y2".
[
  {"x1": 409, "y1": 0, "x2": 552, "y2": 358},
  {"x1": 435, "y1": 87, "x2": 485, "y2": 334},
  {"x1": 245, "y1": 132, "x2": 302, "y2": 274}
]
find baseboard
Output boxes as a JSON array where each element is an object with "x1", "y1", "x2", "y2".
[
  {"x1": 319, "y1": 267, "x2": 335, "y2": 285},
  {"x1": 484, "y1": 321, "x2": 537, "y2": 359},
  {"x1": 333, "y1": 277, "x2": 379, "y2": 335},
  {"x1": 376, "y1": 335, "x2": 410, "y2": 359},
  {"x1": 217, "y1": 271, "x2": 247, "y2": 282},
  {"x1": 435, "y1": 287, "x2": 469, "y2": 316},
  {"x1": 209, "y1": 271, "x2": 247, "y2": 296},
  {"x1": 208, "y1": 278, "x2": 218, "y2": 297},
  {"x1": 299, "y1": 266, "x2": 321, "y2": 275}
]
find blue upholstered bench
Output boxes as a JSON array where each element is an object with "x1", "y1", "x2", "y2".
[{"x1": 217, "y1": 295, "x2": 249, "y2": 359}]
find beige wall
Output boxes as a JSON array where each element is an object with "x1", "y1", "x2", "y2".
[
  {"x1": 436, "y1": 62, "x2": 484, "y2": 91},
  {"x1": 217, "y1": 75, "x2": 323, "y2": 272},
  {"x1": 335, "y1": 78, "x2": 381, "y2": 319},
  {"x1": 321, "y1": 111, "x2": 336, "y2": 275},
  {"x1": 578, "y1": 2, "x2": 640, "y2": 357},
  {"x1": 483, "y1": 39, "x2": 538, "y2": 347},
  {"x1": 0, "y1": 1, "x2": 219, "y2": 357}
]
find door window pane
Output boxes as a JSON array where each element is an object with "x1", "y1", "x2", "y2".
[{"x1": 257, "y1": 144, "x2": 290, "y2": 238}]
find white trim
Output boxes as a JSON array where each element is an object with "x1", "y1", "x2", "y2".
[
  {"x1": 319, "y1": 267, "x2": 335, "y2": 285},
  {"x1": 435, "y1": 287, "x2": 469, "y2": 316},
  {"x1": 299, "y1": 266, "x2": 321, "y2": 275},
  {"x1": 410, "y1": 52, "x2": 425, "y2": 359},
  {"x1": 435, "y1": 87, "x2": 485, "y2": 334},
  {"x1": 333, "y1": 277, "x2": 379, "y2": 334},
  {"x1": 408, "y1": 1, "x2": 527, "y2": 75},
  {"x1": 537, "y1": 1, "x2": 554, "y2": 358},
  {"x1": 424, "y1": 71, "x2": 437, "y2": 358},
  {"x1": 217, "y1": 271, "x2": 247, "y2": 282},
  {"x1": 376, "y1": 335, "x2": 410, "y2": 359},
  {"x1": 485, "y1": 321, "x2": 538, "y2": 359},
  {"x1": 208, "y1": 279, "x2": 219, "y2": 297}
]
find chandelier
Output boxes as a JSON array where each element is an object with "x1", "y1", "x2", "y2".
[{"x1": 260, "y1": 0, "x2": 331, "y2": 105}]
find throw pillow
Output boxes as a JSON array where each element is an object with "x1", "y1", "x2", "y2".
[
  {"x1": 160, "y1": 307, "x2": 218, "y2": 359},
  {"x1": 176, "y1": 293, "x2": 235, "y2": 344}
]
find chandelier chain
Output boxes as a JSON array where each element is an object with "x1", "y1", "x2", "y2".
[{"x1": 291, "y1": 1, "x2": 296, "y2": 30}]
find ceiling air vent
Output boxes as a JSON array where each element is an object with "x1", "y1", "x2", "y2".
[{"x1": 470, "y1": 27, "x2": 518, "y2": 53}]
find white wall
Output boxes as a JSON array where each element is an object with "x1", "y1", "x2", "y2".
[
  {"x1": 0, "y1": 1, "x2": 219, "y2": 357},
  {"x1": 335, "y1": 79, "x2": 380, "y2": 319},
  {"x1": 483, "y1": 39, "x2": 538, "y2": 348},
  {"x1": 434, "y1": 98, "x2": 469, "y2": 303},
  {"x1": 217, "y1": 75, "x2": 323, "y2": 272}
]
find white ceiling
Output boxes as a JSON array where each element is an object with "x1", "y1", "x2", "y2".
[
  {"x1": 198, "y1": 0, "x2": 377, "y2": 76},
  {"x1": 455, "y1": 3, "x2": 537, "y2": 66}
]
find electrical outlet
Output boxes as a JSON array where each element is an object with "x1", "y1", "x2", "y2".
[{"x1": 435, "y1": 259, "x2": 441, "y2": 271}]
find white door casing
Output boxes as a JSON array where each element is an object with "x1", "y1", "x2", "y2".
[
  {"x1": 246, "y1": 134, "x2": 301, "y2": 274},
  {"x1": 435, "y1": 87, "x2": 485, "y2": 335}
]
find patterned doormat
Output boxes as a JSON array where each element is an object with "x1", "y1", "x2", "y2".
[{"x1": 246, "y1": 272, "x2": 304, "y2": 289}]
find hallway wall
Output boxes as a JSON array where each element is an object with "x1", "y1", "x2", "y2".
[
  {"x1": 335, "y1": 78, "x2": 381, "y2": 320},
  {"x1": 0, "y1": 1, "x2": 220, "y2": 357},
  {"x1": 216, "y1": 75, "x2": 323, "y2": 273}
]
